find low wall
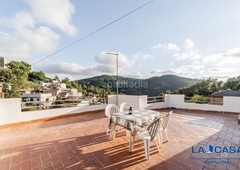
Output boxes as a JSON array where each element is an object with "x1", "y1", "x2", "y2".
[
  {"x1": 148, "y1": 94, "x2": 240, "y2": 114},
  {"x1": 1, "y1": 94, "x2": 240, "y2": 127},
  {"x1": 108, "y1": 95, "x2": 148, "y2": 109},
  {"x1": 0, "y1": 98, "x2": 107, "y2": 126}
]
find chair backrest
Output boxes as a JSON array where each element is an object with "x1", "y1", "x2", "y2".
[
  {"x1": 105, "y1": 104, "x2": 120, "y2": 119},
  {"x1": 162, "y1": 111, "x2": 173, "y2": 131},
  {"x1": 147, "y1": 117, "x2": 163, "y2": 141},
  {"x1": 120, "y1": 102, "x2": 132, "y2": 112}
]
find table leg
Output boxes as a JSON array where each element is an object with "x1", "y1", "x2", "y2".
[
  {"x1": 109, "y1": 123, "x2": 116, "y2": 140},
  {"x1": 129, "y1": 131, "x2": 133, "y2": 152}
]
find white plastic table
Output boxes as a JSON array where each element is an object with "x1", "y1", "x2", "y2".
[{"x1": 109, "y1": 109, "x2": 160, "y2": 152}]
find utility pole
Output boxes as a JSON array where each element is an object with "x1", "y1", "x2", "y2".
[{"x1": 105, "y1": 51, "x2": 119, "y2": 106}]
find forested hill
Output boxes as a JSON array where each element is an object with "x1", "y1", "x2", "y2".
[{"x1": 76, "y1": 75, "x2": 200, "y2": 96}]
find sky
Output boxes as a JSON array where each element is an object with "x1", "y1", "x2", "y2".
[{"x1": 1, "y1": 0, "x2": 240, "y2": 81}]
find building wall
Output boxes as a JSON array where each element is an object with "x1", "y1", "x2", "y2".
[
  {"x1": 21, "y1": 93, "x2": 54, "y2": 102},
  {"x1": 43, "y1": 89, "x2": 59, "y2": 96},
  {"x1": 108, "y1": 95, "x2": 148, "y2": 109},
  {"x1": 0, "y1": 57, "x2": 8, "y2": 68},
  {"x1": 60, "y1": 83, "x2": 66, "y2": 89}
]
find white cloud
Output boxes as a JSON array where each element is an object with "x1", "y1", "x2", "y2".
[
  {"x1": 223, "y1": 48, "x2": 240, "y2": 57},
  {"x1": 152, "y1": 43, "x2": 179, "y2": 51},
  {"x1": 179, "y1": 64, "x2": 204, "y2": 71},
  {"x1": 197, "y1": 75, "x2": 232, "y2": 82},
  {"x1": 96, "y1": 52, "x2": 134, "y2": 71},
  {"x1": 132, "y1": 52, "x2": 153, "y2": 60},
  {"x1": 208, "y1": 67, "x2": 235, "y2": 73},
  {"x1": 142, "y1": 54, "x2": 153, "y2": 59},
  {"x1": 183, "y1": 39, "x2": 194, "y2": 50},
  {"x1": 192, "y1": 60, "x2": 200, "y2": 65},
  {"x1": 149, "y1": 68, "x2": 195, "y2": 77},
  {"x1": 124, "y1": 72, "x2": 145, "y2": 79},
  {"x1": 132, "y1": 52, "x2": 140, "y2": 60},
  {"x1": 24, "y1": 0, "x2": 77, "y2": 36},
  {"x1": 174, "y1": 52, "x2": 202, "y2": 60},
  {"x1": 173, "y1": 39, "x2": 202, "y2": 60},
  {"x1": 202, "y1": 48, "x2": 240, "y2": 66},
  {"x1": 150, "y1": 69, "x2": 162, "y2": 74},
  {"x1": 0, "y1": 0, "x2": 76, "y2": 61},
  {"x1": 209, "y1": 68, "x2": 219, "y2": 72},
  {"x1": 169, "y1": 62, "x2": 174, "y2": 66},
  {"x1": 149, "y1": 58, "x2": 205, "y2": 78},
  {"x1": 0, "y1": 26, "x2": 60, "y2": 61},
  {"x1": 34, "y1": 52, "x2": 134, "y2": 79}
]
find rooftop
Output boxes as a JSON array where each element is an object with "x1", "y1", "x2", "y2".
[
  {"x1": 0, "y1": 109, "x2": 239, "y2": 170},
  {"x1": 211, "y1": 91, "x2": 240, "y2": 97}
]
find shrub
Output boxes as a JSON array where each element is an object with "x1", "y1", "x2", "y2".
[{"x1": 189, "y1": 94, "x2": 210, "y2": 104}]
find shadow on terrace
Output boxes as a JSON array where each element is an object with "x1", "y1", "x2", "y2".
[{"x1": 0, "y1": 109, "x2": 239, "y2": 169}]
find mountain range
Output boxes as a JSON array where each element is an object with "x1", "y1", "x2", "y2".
[{"x1": 76, "y1": 75, "x2": 201, "y2": 96}]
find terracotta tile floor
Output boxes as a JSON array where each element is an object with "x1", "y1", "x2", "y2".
[{"x1": 0, "y1": 109, "x2": 240, "y2": 170}]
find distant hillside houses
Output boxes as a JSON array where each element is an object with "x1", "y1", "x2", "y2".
[
  {"x1": 20, "y1": 80, "x2": 82, "y2": 104},
  {"x1": 39, "y1": 80, "x2": 67, "y2": 89}
]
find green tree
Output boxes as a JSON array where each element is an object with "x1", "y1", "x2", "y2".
[
  {"x1": 7, "y1": 61, "x2": 31, "y2": 74},
  {"x1": 61, "y1": 77, "x2": 72, "y2": 88},
  {"x1": 175, "y1": 78, "x2": 222, "y2": 97},
  {"x1": 224, "y1": 76, "x2": 240, "y2": 90},
  {"x1": 0, "y1": 68, "x2": 14, "y2": 83},
  {"x1": 5, "y1": 61, "x2": 32, "y2": 97},
  {"x1": 29, "y1": 71, "x2": 46, "y2": 81},
  {"x1": 53, "y1": 75, "x2": 60, "y2": 82}
]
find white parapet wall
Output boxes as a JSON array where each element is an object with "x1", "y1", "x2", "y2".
[
  {"x1": 0, "y1": 98, "x2": 107, "y2": 126},
  {"x1": 108, "y1": 95, "x2": 148, "y2": 109},
  {"x1": 1, "y1": 94, "x2": 240, "y2": 126},
  {"x1": 0, "y1": 98, "x2": 22, "y2": 126},
  {"x1": 148, "y1": 94, "x2": 240, "y2": 114}
]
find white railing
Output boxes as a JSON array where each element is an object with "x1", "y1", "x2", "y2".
[{"x1": 147, "y1": 96, "x2": 164, "y2": 104}]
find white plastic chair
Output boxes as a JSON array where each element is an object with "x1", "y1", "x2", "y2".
[
  {"x1": 105, "y1": 104, "x2": 120, "y2": 135},
  {"x1": 120, "y1": 102, "x2": 132, "y2": 112},
  {"x1": 159, "y1": 111, "x2": 173, "y2": 147},
  {"x1": 132, "y1": 117, "x2": 163, "y2": 160}
]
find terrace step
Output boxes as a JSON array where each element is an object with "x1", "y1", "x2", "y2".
[{"x1": 238, "y1": 114, "x2": 240, "y2": 124}]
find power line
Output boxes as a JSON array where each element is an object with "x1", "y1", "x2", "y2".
[{"x1": 31, "y1": 0, "x2": 154, "y2": 66}]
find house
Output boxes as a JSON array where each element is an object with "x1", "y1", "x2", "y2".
[
  {"x1": 0, "y1": 57, "x2": 8, "y2": 68},
  {"x1": 43, "y1": 88, "x2": 60, "y2": 97},
  {"x1": 20, "y1": 92, "x2": 56, "y2": 107},
  {"x1": 39, "y1": 81, "x2": 66, "y2": 89},
  {"x1": 210, "y1": 90, "x2": 240, "y2": 105}
]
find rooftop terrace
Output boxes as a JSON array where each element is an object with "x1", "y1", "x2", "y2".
[{"x1": 0, "y1": 109, "x2": 239, "y2": 170}]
